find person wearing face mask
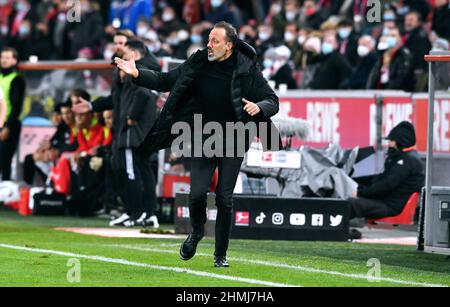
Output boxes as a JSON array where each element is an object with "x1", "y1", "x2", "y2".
[
  {"x1": 336, "y1": 19, "x2": 359, "y2": 66},
  {"x1": 282, "y1": 23, "x2": 303, "y2": 69},
  {"x1": 144, "y1": 30, "x2": 170, "y2": 57},
  {"x1": 0, "y1": 47, "x2": 25, "y2": 181},
  {"x1": 172, "y1": 28, "x2": 192, "y2": 60},
  {"x1": 268, "y1": 45, "x2": 298, "y2": 89},
  {"x1": 108, "y1": 0, "x2": 152, "y2": 34},
  {"x1": 271, "y1": 0, "x2": 299, "y2": 40},
  {"x1": 342, "y1": 35, "x2": 378, "y2": 89},
  {"x1": 255, "y1": 24, "x2": 277, "y2": 64},
  {"x1": 348, "y1": 121, "x2": 424, "y2": 227},
  {"x1": 367, "y1": 28, "x2": 414, "y2": 91},
  {"x1": 309, "y1": 34, "x2": 352, "y2": 89},
  {"x1": 205, "y1": 0, "x2": 239, "y2": 28}
]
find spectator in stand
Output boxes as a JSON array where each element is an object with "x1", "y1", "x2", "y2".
[
  {"x1": 298, "y1": 33, "x2": 322, "y2": 88},
  {"x1": 299, "y1": 0, "x2": 325, "y2": 30},
  {"x1": 265, "y1": 45, "x2": 298, "y2": 90},
  {"x1": 254, "y1": 23, "x2": 277, "y2": 65},
  {"x1": 336, "y1": 19, "x2": 360, "y2": 66},
  {"x1": 158, "y1": 5, "x2": 184, "y2": 38},
  {"x1": 205, "y1": 0, "x2": 239, "y2": 28},
  {"x1": 143, "y1": 29, "x2": 171, "y2": 57},
  {"x1": 371, "y1": 6, "x2": 398, "y2": 40},
  {"x1": 135, "y1": 17, "x2": 152, "y2": 40},
  {"x1": 238, "y1": 24, "x2": 257, "y2": 47},
  {"x1": 432, "y1": 0, "x2": 450, "y2": 41},
  {"x1": 9, "y1": 18, "x2": 51, "y2": 61},
  {"x1": 309, "y1": 34, "x2": 352, "y2": 89},
  {"x1": 109, "y1": 0, "x2": 152, "y2": 34},
  {"x1": 65, "y1": 0, "x2": 104, "y2": 59},
  {"x1": 283, "y1": 23, "x2": 303, "y2": 69},
  {"x1": 271, "y1": 0, "x2": 300, "y2": 40},
  {"x1": 343, "y1": 35, "x2": 378, "y2": 90},
  {"x1": 402, "y1": 11, "x2": 431, "y2": 91},
  {"x1": 367, "y1": 27, "x2": 414, "y2": 91}
]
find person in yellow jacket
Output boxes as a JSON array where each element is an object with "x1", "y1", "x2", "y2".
[
  {"x1": 0, "y1": 88, "x2": 6, "y2": 128},
  {"x1": 0, "y1": 47, "x2": 26, "y2": 180}
]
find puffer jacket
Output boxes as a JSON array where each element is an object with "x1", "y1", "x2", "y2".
[{"x1": 133, "y1": 40, "x2": 281, "y2": 156}]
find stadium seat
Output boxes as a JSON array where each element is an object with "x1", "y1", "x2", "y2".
[{"x1": 368, "y1": 192, "x2": 419, "y2": 226}]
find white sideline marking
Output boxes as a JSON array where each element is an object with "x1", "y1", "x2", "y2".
[
  {"x1": 0, "y1": 243, "x2": 296, "y2": 287},
  {"x1": 112, "y1": 245, "x2": 448, "y2": 288}
]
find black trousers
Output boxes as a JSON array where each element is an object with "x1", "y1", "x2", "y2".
[
  {"x1": 0, "y1": 122, "x2": 21, "y2": 180},
  {"x1": 189, "y1": 156, "x2": 244, "y2": 257},
  {"x1": 118, "y1": 148, "x2": 157, "y2": 220},
  {"x1": 23, "y1": 154, "x2": 47, "y2": 185},
  {"x1": 348, "y1": 197, "x2": 396, "y2": 219}
]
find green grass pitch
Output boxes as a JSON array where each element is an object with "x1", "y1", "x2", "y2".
[{"x1": 0, "y1": 210, "x2": 449, "y2": 287}]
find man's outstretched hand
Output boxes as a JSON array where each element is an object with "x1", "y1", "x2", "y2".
[
  {"x1": 72, "y1": 97, "x2": 91, "y2": 114},
  {"x1": 114, "y1": 57, "x2": 139, "y2": 78}
]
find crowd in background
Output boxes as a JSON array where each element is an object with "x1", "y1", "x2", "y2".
[{"x1": 0, "y1": 0, "x2": 448, "y2": 91}]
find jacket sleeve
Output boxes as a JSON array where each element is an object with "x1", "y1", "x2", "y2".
[
  {"x1": 248, "y1": 68, "x2": 279, "y2": 120},
  {"x1": 92, "y1": 95, "x2": 113, "y2": 112},
  {"x1": 132, "y1": 63, "x2": 183, "y2": 92},
  {"x1": 358, "y1": 161, "x2": 411, "y2": 197},
  {"x1": 5, "y1": 75, "x2": 25, "y2": 128}
]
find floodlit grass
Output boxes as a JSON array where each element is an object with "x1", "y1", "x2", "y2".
[{"x1": 0, "y1": 209, "x2": 449, "y2": 287}]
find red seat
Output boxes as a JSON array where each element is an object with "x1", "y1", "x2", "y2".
[{"x1": 368, "y1": 192, "x2": 420, "y2": 226}]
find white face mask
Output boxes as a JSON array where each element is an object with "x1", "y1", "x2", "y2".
[
  {"x1": 297, "y1": 35, "x2": 306, "y2": 45},
  {"x1": 377, "y1": 41, "x2": 388, "y2": 51},
  {"x1": 259, "y1": 32, "x2": 270, "y2": 42},
  {"x1": 285, "y1": 11, "x2": 296, "y2": 21},
  {"x1": 271, "y1": 4, "x2": 282, "y2": 14},
  {"x1": 136, "y1": 27, "x2": 148, "y2": 38},
  {"x1": 177, "y1": 30, "x2": 189, "y2": 41},
  {"x1": 357, "y1": 45, "x2": 370, "y2": 57},
  {"x1": 162, "y1": 12, "x2": 174, "y2": 22},
  {"x1": 284, "y1": 32, "x2": 295, "y2": 42},
  {"x1": 211, "y1": 0, "x2": 223, "y2": 8},
  {"x1": 147, "y1": 41, "x2": 161, "y2": 53}
]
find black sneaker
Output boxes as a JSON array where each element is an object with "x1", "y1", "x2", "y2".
[
  {"x1": 214, "y1": 256, "x2": 229, "y2": 268},
  {"x1": 348, "y1": 228, "x2": 362, "y2": 240},
  {"x1": 179, "y1": 229, "x2": 204, "y2": 261}
]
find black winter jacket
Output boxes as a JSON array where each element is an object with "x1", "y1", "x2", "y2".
[
  {"x1": 367, "y1": 47, "x2": 414, "y2": 91},
  {"x1": 132, "y1": 40, "x2": 281, "y2": 156},
  {"x1": 92, "y1": 52, "x2": 160, "y2": 149},
  {"x1": 358, "y1": 149, "x2": 424, "y2": 215}
]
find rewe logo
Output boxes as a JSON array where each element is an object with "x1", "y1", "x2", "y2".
[
  {"x1": 330, "y1": 215, "x2": 343, "y2": 227},
  {"x1": 235, "y1": 211, "x2": 249, "y2": 226}
]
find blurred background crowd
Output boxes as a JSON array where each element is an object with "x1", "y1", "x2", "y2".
[{"x1": 0, "y1": 0, "x2": 449, "y2": 92}]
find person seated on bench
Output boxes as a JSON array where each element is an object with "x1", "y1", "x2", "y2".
[{"x1": 348, "y1": 121, "x2": 424, "y2": 227}]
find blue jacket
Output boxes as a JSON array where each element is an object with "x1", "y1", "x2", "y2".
[{"x1": 109, "y1": 0, "x2": 152, "y2": 33}]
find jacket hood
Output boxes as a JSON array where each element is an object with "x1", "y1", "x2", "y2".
[{"x1": 385, "y1": 121, "x2": 416, "y2": 149}]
